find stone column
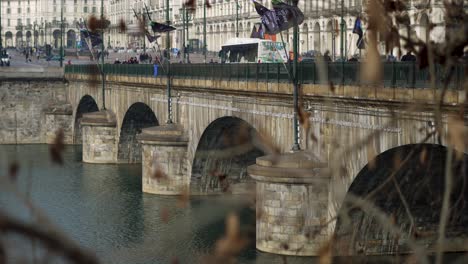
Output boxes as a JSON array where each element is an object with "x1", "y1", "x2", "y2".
[
  {"x1": 138, "y1": 124, "x2": 188, "y2": 195},
  {"x1": 44, "y1": 103, "x2": 73, "y2": 144},
  {"x1": 81, "y1": 110, "x2": 117, "y2": 164},
  {"x1": 248, "y1": 151, "x2": 330, "y2": 256}
]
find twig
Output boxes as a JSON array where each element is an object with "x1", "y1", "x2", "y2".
[
  {"x1": 435, "y1": 147, "x2": 454, "y2": 264},
  {"x1": 0, "y1": 211, "x2": 99, "y2": 264}
]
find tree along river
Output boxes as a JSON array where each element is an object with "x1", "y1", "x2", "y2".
[{"x1": 0, "y1": 145, "x2": 314, "y2": 263}]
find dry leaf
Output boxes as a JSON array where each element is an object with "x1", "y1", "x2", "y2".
[
  {"x1": 317, "y1": 236, "x2": 333, "y2": 264},
  {"x1": 160, "y1": 207, "x2": 169, "y2": 223},
  {"x1": 214, "y1": 213, "x2": 248, "y2": 258},
  {"x1": 177, "y1": 187, "x2": 190, "y2": 208},
  {"x1": 50, "y1": 129, "x2": 65, "y2": 165},
  {"x1": 8, "y1": 162, "x2": 19, "y2": 181},
  {"x1": 366, "y1": 143, "x2": 377, "y2": 170},
  {"x1": 447, "y1": 116, "x2": 466, "y2": 159},
  {"x1": 419, "y1": 147, "x2": 427, "y2": 164}
]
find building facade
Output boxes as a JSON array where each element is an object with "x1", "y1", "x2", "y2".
[
  {"x1": 0, "y1": 0, "x2": 103, "y2": 49},
  {"x1": 113, "y1": 0, "x2": 444, "y2": 59},
  {"x1": 1, "y1": 0, "x2": 445, "y2": 58}
]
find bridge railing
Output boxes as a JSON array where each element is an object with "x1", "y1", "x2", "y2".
[{"x1": 64, "y1": 62, "x2": 467, "y2": 90}]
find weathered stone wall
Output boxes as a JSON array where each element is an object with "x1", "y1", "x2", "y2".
[
  {"x1": 0, "y1": 80, "x2": 67, "y2": 144},
  {"x1": 256, "y1": 181, "x2": 330, "y2": 255},
  {"x1": 82, "y1": 125, "x2": 117, "y2": 163},
  {"x1": 142, "y1": 143, "x2": 188, "y2": 195}
]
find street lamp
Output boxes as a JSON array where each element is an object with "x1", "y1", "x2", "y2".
[
  {"x1": 235, "y1": 0, "x2": 240, "y2": 37},
  {"x1": 180, "y1": 5, "x2": 192, "y2": 63},
  {"x1": 340, "y1": 0, "x2": 345, "y2": 84},
  {"x1": 101, "y1": 0, "x2": 106, "y2": 110},
  {"x1": 291, "y1": 0, "x2": 300, "y2": 151},
  {"x1": 203, "y1": 0, "x2": 207, "y2": 63},
  {"x1": 33, "y1": 22, "x2": 38, "y2": 51},
  {"x1": 0, "y1": 0, "x2": 3, "y2": 54},
  {"x1": 60, "y1": 0, "x2": 64, "y2": 67}
]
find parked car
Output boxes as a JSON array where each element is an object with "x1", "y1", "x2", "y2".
[{"x1": 1, "y1": 52, "x2": 10, "y2": 66}]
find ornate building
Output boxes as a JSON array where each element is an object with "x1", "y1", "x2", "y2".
[
  {"x1": 1, "y1": 0, "x2": 445, "y2": 58},
  {"x1": 0, "y1": 0, "x2": 102, "y2": 49},
  {"x1": 116, "y1": 0, "x2": 445, "y2": 59}
]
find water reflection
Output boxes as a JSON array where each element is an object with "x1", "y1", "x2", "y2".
[{"x1": 3, "y1": 145, "x2": 464, "y2": 263}]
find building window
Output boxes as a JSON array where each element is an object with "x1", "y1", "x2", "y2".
[
  {"x1": 17, "y1": 8, "x2": 21, "y2": 14},
  {"x1": 84, "y1": 6, "x2": 88, "y2": 13},
  {"x1": 92, "y1": 6, "x2": 96, "y2": 13},
  {"x1": 7, "y1": 19, "x2": 11, "y2": 26}
]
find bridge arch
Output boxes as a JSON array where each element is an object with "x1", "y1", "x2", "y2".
[
  {"x1": 74, "y1": 95, "x2": 99, "y2": 144},
  {"x1": 333, "y1": 144, "x2": 468, "y2": 255},
  {"x1": 117, "y1": 102, "x2": 159, "y2": 163},
  {"x1": 191, "y1": 116, "x2": 265, "y2": 194}
]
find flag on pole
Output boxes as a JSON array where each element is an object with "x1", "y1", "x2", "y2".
[
  {"x1": 145, "y1": 30, "x2": 160, "y2": 43},
  {"x1": 352, "y1": 17, "x2": 365, "y2": 49},
  {"x1": 150, "y1": 21, "x2": 176, "y2": 33},
  {"x1": 253, "y1": 0, "x2": 304, "y2": 35}
]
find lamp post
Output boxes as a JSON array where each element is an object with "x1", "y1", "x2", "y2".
[
  {"x1": 340, "y1": 0, "x2": 345, "y2": 84},
  {"x1": 235, "y1": 0, "x2": 239, "y2": 37},
  {"x1": 181, "y1": 6, "x2": 185, "y2": 62},
  {"x1": 33, "y1": 22, "x2": 37, "y2": 51},
  {"x1": 291, "y1": 0, "x2": 300, "y2": 151},
  {"x1": 0, "y1": 0, "x2": 3, "y2": 54},
  {"x1": 186, "y1": 8, "x2": 191, "y2": 63},
  {"x1": 166, "y1": 0, "x2": 173, "y2": 123},
  {"x1": 203, "y1": 0, "x2": 207, "y2": 63},
  {"x1": 60, "y1": 0, "x2": 64, "y2": 67},
  {"x1": 141, "y1": 8, "x2": 146, "y2": 55},
  {"x1": 101, "y1": 0, "x2": 106, "y2": 110}
]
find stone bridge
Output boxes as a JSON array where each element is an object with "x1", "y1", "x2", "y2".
[{"x1": 10, "y1": 69, "x2": 466, "y2": 257}]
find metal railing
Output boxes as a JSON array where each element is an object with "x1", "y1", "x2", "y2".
[{"x1": 65, "y1": 62, "x2": 467, "y2": 90}]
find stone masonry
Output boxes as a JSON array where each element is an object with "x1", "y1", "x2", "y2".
[
  {"x1": 248, "y1": 151, "x2": 330, "y2": 256},
  {"x1": 81, "y1": 111, "x2": 118, "y2": 163},
  {"x1": 139, "y1": 124, "x2": 189, "y2": 195},
  {"x1": 44, "y1": 103, "x2": 73, "y2": 144}
]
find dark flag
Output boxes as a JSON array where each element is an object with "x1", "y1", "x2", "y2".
[
  {"x1": 272, "y1": 2, "x2": 304, "y2": 31},
  {"x1": 253, "y1": 1, "x2": 304, "y2": 35},
  {"x1": 145, "y1": 30, "x2": 160, "y2": 43},
  {"x1": 253, "y1": 1, "x2": 280, "y2": 34},
  {"x1": 250, "y1": 23, "x2": 265, "y2": 39},
  {"x1": 352, "y1": 17, "x2": 365, "y2": 49},
  {"x1": 150, "y1": 21, "x2": 176, "y2": 33},
  {"x1": 88, "y1": 31, "x2": 103, "y2": 47}
]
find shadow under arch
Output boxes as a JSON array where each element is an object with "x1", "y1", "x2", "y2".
[
  {"x1": 333, "y1": 144, "x2": 468, "y2": 256},
  {"x1": 191, "y1": 116, "x2": 265, "y2": 194},
  {"x1": 118, "y1": 102, "x2": 158, "y2": 163},
  {"x1": 74, "y1": 95, "x2": 99, "y2": 144}
]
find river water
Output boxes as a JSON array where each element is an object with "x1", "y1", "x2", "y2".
[{"x1": 0, "y1": 145, "x2": 317, "y2": 264}]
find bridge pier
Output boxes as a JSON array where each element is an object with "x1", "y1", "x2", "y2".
[
  {"x1": 43, "y1": 103, "x2": 73, "y2": 144},
  {"x1": 138, "y1": 124, "x2": 189, "y2": 195},
  {"x1": 81, "y1": 111, "x2": 118, "y2": 163},
  {"x1": 248, "y1": 151, "x2": 330, "y2": 256}
]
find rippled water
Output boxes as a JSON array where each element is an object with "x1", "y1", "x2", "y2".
[{"x1": 0, "y1": 145, "x2": 318, "y2": 264}]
